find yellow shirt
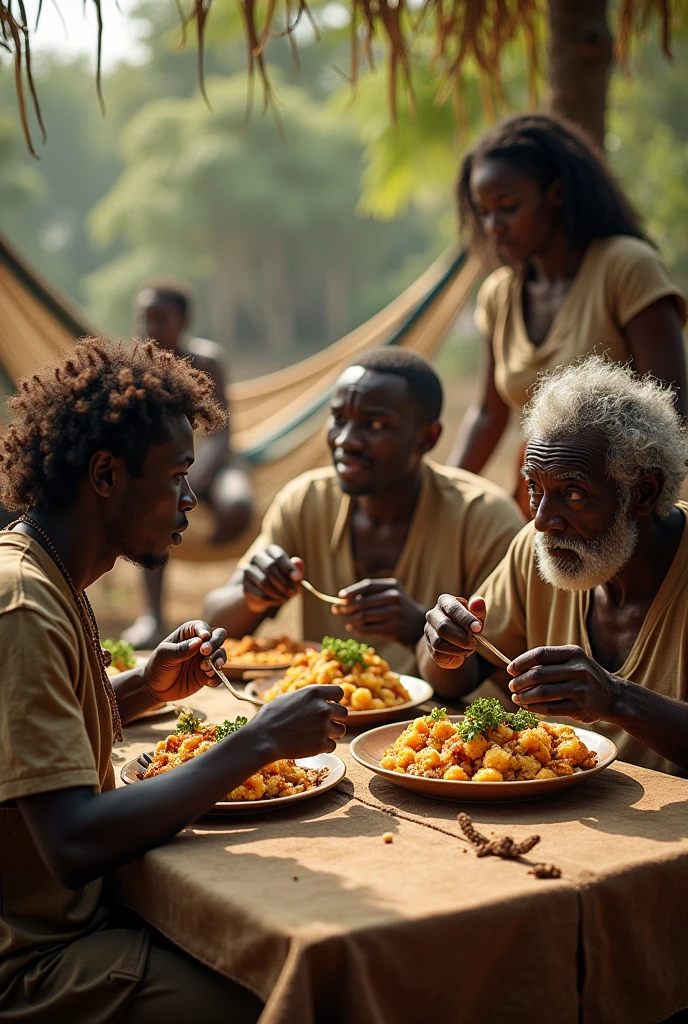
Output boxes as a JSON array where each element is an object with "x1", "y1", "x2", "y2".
[
  {"x1": 0, "y1": 533, "x2": 146, "y2": 1019},
  {"x1": 476, "y1": 509, "x2": 688, "y2": 776},
  {"x1": 476, "y1": 236, "x2": 687, "y2": 412},
  {"x1": 239, "y1": 460, "x2": 524, "y2": 675}
]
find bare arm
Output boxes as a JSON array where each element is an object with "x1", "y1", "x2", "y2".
[
  {"x1": 18, "y1": 684, "x2": 347, "y2": 890},
  {"x1": 204, "y1": 567, "x2": 268, "y2": 637},
  {"x1": 509, "y1": 645, "x2": 688, "y2": 771},
  {"x1": 419, "y1": 594, "x2": 497, "y2": 698},
  {"x1": 624, "y1": 296, "x2": 687, "y2": 417},
  {"x1": 204, "y1": 545, "x2": 304, "y2": 636},
  {"x1": 448, "y1": 336, "x2": 510, "y2": 472}
]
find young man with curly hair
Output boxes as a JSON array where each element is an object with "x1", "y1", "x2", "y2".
[
  {"x1": 423, "y1": 357, "x2": 688, "y2": 776},
  {"x1": 0, "y1": 339, "x2": 346, "y2": 1022}
]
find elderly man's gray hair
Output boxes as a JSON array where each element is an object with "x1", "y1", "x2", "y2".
[{"x1": 522, "y1": 356, "x2": 688, "y2": 517}]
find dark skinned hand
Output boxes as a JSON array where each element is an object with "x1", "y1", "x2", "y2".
[
  {"x1": 250, "y1": 684, "x2": 349, "y2": 758},
  {"x1": 423, "y1": 594, "x2": 486, "y2": 669},
  {"x1": 142, "y1": 620, "x2": 228, "y2": 703},
  {"x1": 332, "y1": 578, "x2": 427, "y2": 647},
  {"x1": 508, "y1": 645, "x2": 619, "y2": 724},
  {"x1": 242, "y1": 543, "x2": 304, "y2": 614}
]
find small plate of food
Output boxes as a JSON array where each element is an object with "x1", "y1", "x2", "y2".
[
  {"x1": 120, "y1": 709, "x2": 345, "y2": 815},
  {"x1": 245, "y1": 637, "x2": 434, "y2": 727},
  {"x1": 350, "y1": 698, "x2": 617, "y2": 802},
  {"x1": 221, "y1": 635, "x2": 320, "y2": 679}
]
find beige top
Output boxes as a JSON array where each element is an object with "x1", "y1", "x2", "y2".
[
  {"x1": 239, "y1": 460, "x2": 524, "y2": 675},
  {"x1": 476, "y1": 508, "x2": 688, "y2": 776},
  {"x1": 475, "y1": 235, "x2": 687, "y2": 411},
  {"x1": 0, "y1": 533, "x2": 145, "y2": 1017}
]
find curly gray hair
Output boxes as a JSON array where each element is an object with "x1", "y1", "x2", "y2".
[{"x1": 522, "y1": 356, "x2": 688, "y2": 517}]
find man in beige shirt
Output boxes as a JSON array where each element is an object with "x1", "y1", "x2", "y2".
[
  {"x1": 422, "y1": 356, "x2": 688, "y2": 776},
  {"x1": 0, "y1": 338, "x2": 345, "y2": 1022},
  {"x1": 205, "y1": 348, "x2": 524, "y2": 676}
]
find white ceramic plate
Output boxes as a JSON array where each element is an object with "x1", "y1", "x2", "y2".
[
  {"x1": 245, "y1": 673, "x2": 434, "y2": 727},
  {"x1": 120, "y1": 751, "x2": 345, "y2": 815},
  {"x1": 350, "y1": 717, "x2": 618, "y2": 803},
  {"x1": 221, "y1": 640, "x2": 321, "y2": 680}
]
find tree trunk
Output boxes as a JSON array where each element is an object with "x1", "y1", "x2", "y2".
[{"x1": 547, "y1": 0, "x2": 613, "y2": 148}]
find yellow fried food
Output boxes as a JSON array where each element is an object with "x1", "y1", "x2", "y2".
[
  {"x1": 262, "y1": 645, "x2": 410, "y2": 710},
  {"x1": 139, "y1": 719, "x2": 327, "y2": 800},
  {"x1": 380, "y1": 710, "x2": 597, "y2": 782},
  {"x1": 223, "y1": 635, "x2": 302, "y2": 666}
]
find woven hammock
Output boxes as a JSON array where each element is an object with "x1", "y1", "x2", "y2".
[{"x1": 0, "y1": 234, "x2": 481, "y2": 559}]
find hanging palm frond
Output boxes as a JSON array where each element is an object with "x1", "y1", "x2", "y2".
[{"x1": 0, "y1": 0, "x2": 675, "y2": 154}]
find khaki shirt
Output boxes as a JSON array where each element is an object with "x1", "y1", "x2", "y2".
[
  {"x1": 476, "y1": 509, "x2": 688, "y2": 776},
  {"x1": 476, "y1": 236, "x2": 686, "y2": 412},
  {"x1": 0, "y1": 533, "x2": 145, "y2": 1019},
  {"x1": 239, "y1": 460, "x2": 524, "y2": 675}
]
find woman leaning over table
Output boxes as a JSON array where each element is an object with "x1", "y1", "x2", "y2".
[{"x1": 448, "y1": 112, "x2": 687, "y2": 513}]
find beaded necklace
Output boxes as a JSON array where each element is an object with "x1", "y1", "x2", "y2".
[{"x1": 5, "y1": 515, "x2": 123, "y2": 741}]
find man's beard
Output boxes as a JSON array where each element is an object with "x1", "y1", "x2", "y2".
[
  {"x1": 120, "y1": 551, "x2": 170, "y2": 571},
  {"x1": 533, "y1": 493, "x2": 639, "y2": 592}
]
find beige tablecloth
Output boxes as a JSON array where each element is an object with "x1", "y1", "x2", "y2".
[{"x1": 113, "y1": 687, "x2": 688, "y2": 1024}]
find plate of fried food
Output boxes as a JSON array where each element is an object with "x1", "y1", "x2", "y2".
[
  {"x1": 245, "y1": 637, "x2": 434, "y2": 726},
  {"x1": 120, "y1": 709, "x2": 345, "y2": 815},
  {"x1": 221, "y1": 635, "x2": 320, "y2": 679},
  {"x1": 350, "y1": 698, "x2": 617, "y2": 802}
]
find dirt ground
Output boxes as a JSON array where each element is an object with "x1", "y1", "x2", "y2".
[{"x1": 89, "y1": 375, "x2": 521, "y2": 640}]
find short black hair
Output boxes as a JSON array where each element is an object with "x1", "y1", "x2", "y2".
[
  {"x1": 457, "y1": 112, "x2": 648, "y2": 258},
  {"x1": 351, "y1": 348, "x2": 443, "y2": 421},
  {"x1": 141, "y1": 278, "x2": 193, "y2": 319}
]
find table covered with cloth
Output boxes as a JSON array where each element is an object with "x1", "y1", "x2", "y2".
[{"x1": 113, "y1": 685, "x2": 688, "y2": 1024}]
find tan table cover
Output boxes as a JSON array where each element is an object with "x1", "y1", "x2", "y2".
[{"x1": 113, "y1": 687, "x2": 688, "y2": 1024}]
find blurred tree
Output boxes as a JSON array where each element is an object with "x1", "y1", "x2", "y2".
[{"x1": 86, "y1": 73, "x2": 434, "y2": 352}]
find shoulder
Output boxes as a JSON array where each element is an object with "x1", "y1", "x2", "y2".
[
  {"x1": 594, "y1": 235, "x2": 665, "y2": 271},
  {"x1": 0, "y1": 536, "x2": 78, "y2": 640},
  {"x1": 592, "y1": 236, "x2": 686, "y2": 324},
  {"x1": 183, "y1": 337, "x2": 227, "y2": 372},
  {"x1": 269, "y1": 467, "x2": 339, "y2": 516},
  {"x1": 476, "y1": 266, "x2": 515, "y2": 308},
  {"x1": 424, "y1": 461, "x2": 523, "y2": 522}
]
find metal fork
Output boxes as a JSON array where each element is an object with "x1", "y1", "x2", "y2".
[
  {"x1": 301, "y1": 579, "x2": 347, "y2": 606},
  {"x1": 211, "y1": 659, "x2": 266, "y2": 706}
]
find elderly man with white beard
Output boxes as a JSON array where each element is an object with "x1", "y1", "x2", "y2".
[{"x1": 421, "y1": 356, "x2": 688, "y2": 775}]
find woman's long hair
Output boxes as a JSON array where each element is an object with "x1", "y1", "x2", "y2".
[{"x1": 457, "y1": 112, "x2": 648, "y2": 259}]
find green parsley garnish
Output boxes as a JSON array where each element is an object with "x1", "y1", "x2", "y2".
[
  {"x1": 430, "y1": 707, "x2": 447, "y2": 722},
  {"x1": 457, "y1": 697, "x2": 539, "y2": 741},
  {"x1": 103, "y1": 638, "x2": 136, "y2": 672},
  {"x1": 322, "y1": 636, "x2": 370, "y2": 671},
  {"x1": 215, "y1": 716, "x2": 248, "y2": 741},
  {"x1": 175, "y1": 708, "x2": 204, "y2": 734}
]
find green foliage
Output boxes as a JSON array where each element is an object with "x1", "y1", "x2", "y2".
[
  {"x1": 429, "y1": 707, "x2": 447, "y2": 722},
  {"x1": 175, "y1": 708, "x2": 205, "y2": 734},
  {"x1": 457, "y1": 697, "x2": 538, "y2": 741},
  {"x1": 215, "y1": 716, "x2": 249, "y2": 741},
  {"x1": 102, "y1": 637, "x2": 136, "y2": 671},
  {"x1": 607, "y1": 28, "x2": 688, "y2": 286},
  {"x1": 322, "y1": 636, "x2": 369, "y2": 671}
]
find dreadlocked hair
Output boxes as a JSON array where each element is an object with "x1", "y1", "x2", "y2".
[
  {"x1": 0, "y1": 337, "x2": 227, "y2": 512},
  {"x1": 457, "y1": 112, "x2": 648, "y2": 260}
]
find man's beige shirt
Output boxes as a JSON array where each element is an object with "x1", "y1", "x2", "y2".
[
  {"x1": 476, "y1": 235, "x2": 687, "y2": 412},
  {"x1": 239, "y1": 460, "x2": 524, "y2": 675},
  {"x1": 0, "y1": 533, "x2": 146, "y2": 1020},
  {"x1": 477, "y1": 508, "x2": 688, "y2": 776}
]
